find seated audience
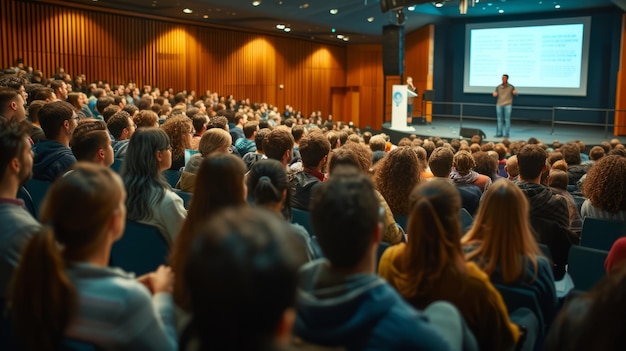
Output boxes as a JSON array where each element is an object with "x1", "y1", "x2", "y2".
[
  {"x1": 33, "y1": 101, "x2": 78, "y2": 181},
  {"x1": 107, "y1": 110, "x2": 136, "y2": 158},
  {"x1": 0, "y1": 120, "x2": 41, "y2": 301},
  {"x1": 378, "y1": 178, "x2": 520, "y2": 351},
  {"x1": 234, "y1": 120, "x2": 258, "y2": 156},
  {"x1": 463, "y1": 179, "x2": 558, "y2": 328},
  {"x1": 375, "y1": 146, "x2": 422, "y2": 217},
  {"x1": 9, "y1": 163, "x2": 176, "y2": 350},
  {"x1": 328, "y1": 143, "x2": 404, "y2": 244},
  {"x1": 450, "y1": 150, "x2": 492, "y2": 192},
  {"x1": 289, "y1": 130, "x2": 330, "y2": 211},
  {"x1": 121, "y1": 127, "x2": 186, "y2": 245},
  {"x1": 581, "y1": 155, "x2": 626, "y2": 221},
  {"x1": 70, "y1": 119, "x2": 114, "y2": 166},
  {"x1": 170, "y1": 153, "x2": 247, "y2": 311},
  {"x1": 189, "y1": 114, "x2": 208, "y2": 150},
  {"x1": 248, "y1": 159, "x2": 317, "y2": 260},
  {"x1": 182, "y1": 207, "x2": 305, "y2": 351},
  {"x1": 178, "y1": 128, "x2": 232, "y2": 193},
  {"x1": 161, "y1": 115, "x2": 193, "y2": 171},
  {"x1": 297, "y1": 170, "x2": 464, "y2": 350},
  {"x1": 242, "y1": 127, "x2": 270, "y2": 170}
]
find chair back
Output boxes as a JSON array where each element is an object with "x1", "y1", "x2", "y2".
[
  {"x1": 580, "y1": 217, "x2": 626, "y2": 251},
  {"x1": 567, "y1": 245, "x2": 608, "y2": 292},
  {"x1": 494, "y1": 283, "x2": 546, "y2": 337},
  {"x1": 291, "y1": 208, "x2": 314, "y2": 238},
  {"x1": 460, "y1": 208, "x2": 474, "y2": 233},
  {"x1": 16, "y1": 186, "x2": 37, "y2": 217},
  {"x1": 110, "y1": 220, "x2": 169, "y2": 276},
  {"x1": 162, "y1": 169, "x2": 181, "y2": 188},
  {"x1": 24, "y1": 179, "x2": 52, "y2": 218}
]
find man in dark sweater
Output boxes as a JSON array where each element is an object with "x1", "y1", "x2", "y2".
[{"x1": 516, "y1": 144, "x2": 578, "y2": 279}]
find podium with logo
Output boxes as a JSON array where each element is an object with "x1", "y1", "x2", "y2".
[{"x1": 391, "y1": 85, "x2": 417, "y2": 130}]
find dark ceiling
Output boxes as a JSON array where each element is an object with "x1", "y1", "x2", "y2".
[{"x1": 61, "y1": 0, "x2": 625, "y2": 44}]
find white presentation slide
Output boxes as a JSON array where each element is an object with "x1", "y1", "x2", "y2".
[{"x1": 463, "y1": 17, "x2": 590, "y2": 96}]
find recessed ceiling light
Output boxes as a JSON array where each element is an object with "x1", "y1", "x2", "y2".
[
  {"x1": 337, "y1": 34, "x2": 344, "y2": 39},
  {"x1": 343, "y1": 37, "x2": 349, "y2": 42},
  {"x1": 407, "y1": 6, "x2": 415, "y2": 11},
  {"x1": 434, "y1": 2, "x2": 444, "y2": 8},
  {"x1": 498, "y1": 9, "x2": 504, "y2": 13},
  {"x1": 203, "y1": 14, "x2": 209, "y2": 18},
  {"x1": 367, "y1": 17, "x2": 374, "y2": 22},
  {"x1": 554, "y1": 4, "x2": 561, "y2": 8},
  {"x1": 329, "y1": 8, "x2": 338, "y2": 15},
  {"x1": 183, "y1": 8, "x2": 193, "y2": 13},
  {"x1": 276, "y1": 24, "x2": 285, "y2": 29},
  {"x1": 300, "y1": 3, "x2": 309, "y2": 8},
  {"x1": 252, "y1": 0, "x2": 261, "y2": 6},
  {"x1": 284, "y1": 27, "x2": 291, "y2": 32}
]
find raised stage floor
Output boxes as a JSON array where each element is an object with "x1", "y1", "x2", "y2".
[{"x1": 381, "y1": 117, "x2": 619, "y2": 147}]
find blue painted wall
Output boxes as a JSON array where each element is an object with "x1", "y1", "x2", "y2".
[{"x1": 430, "y1": 7, "x2": 623, "y2": 124}]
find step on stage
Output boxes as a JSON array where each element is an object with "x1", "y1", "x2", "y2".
[{"x1": 381, "y1": 117, "x2": 617, "y2": 147}]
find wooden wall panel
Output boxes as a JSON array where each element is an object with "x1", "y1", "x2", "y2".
[
  {"x1": 347, "y1": 44, "x2": 384, "y2": 130},
  {"x1": 1, "y1": 0, "x2": 347, "y2": 121},
  {"x1": 406, "y1": 25, "x2": 434, "y2": 122}
]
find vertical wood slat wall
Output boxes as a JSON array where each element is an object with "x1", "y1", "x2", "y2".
[
  {"x1": 615, "y1": 13, "x2": 626, "y2": 136},
  {"x1": 405, "y1": 25, "x2": 434, "y2": 122},
  {"x1": 0, "y1": 0, "x2": 347, "y2": 118}
]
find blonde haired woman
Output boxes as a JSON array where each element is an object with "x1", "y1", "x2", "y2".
[
  {"x1": 462, "y1": 179, "x2": 558, "y2": 328},
  {"x1": 178, "y1": 128, "x2": 232, "y2": 192}
]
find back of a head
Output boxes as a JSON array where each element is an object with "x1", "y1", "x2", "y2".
[
  {"x1": 121, "y1": 127, "x2": 169, "y2": 179},
  {"x1": 38, "y1": 100, "x2": 74, "y2": 140},
  {"x1": 248, "y1": 159, "x2": 289, "y2": 206},
  {"x1": 198, "y1": 128, "x2": 231, "y2": 156},
  {"x1": 184, "y1": 206, "x2": 302, "y2": 351},
  {"x1": 375, "y1": 146, "x2": 421, "y2": 216},
  {"x1": 369, "y1": 135, "x2": 386, "y2": 152},
  {"x1": 255, "y1": 128, "x2": 271, "y2": 152},
  {"x1": 453, "y1": 150, "x2": 476, "y2": 175},
  {"x1": 589, "y1": 146, "x2": 605, "y2": 161},
  {"x1": 561, "y1": 142, "x2": 581, "y2": 165},
  {"x1": 299, "y1": 130, "x2": 330, "y2": 167},
  {"x1": 429, "y1": 146, "x2": 454, "y2": 177},
  {"x1": 403, "y1": 178, "x2": 464, "y2": 277},
  {"x1": 134, "y1": 110, "x2": 159, "y2": 128},
  {"x1": 517, "y1": 144, "x2": 547, "y2": 180},
  {"x1": 310, "y1": 171, "x2": 379, "y2": 269},
  {"x1": 70, "y1": 119, "x2": 110, "y2": 163},
  {"x1": 263, "y1": 128, "x2": 294, "y2": 161},
  {"x1": 0, "y1": 119, "x2": 31, "y2": 178},
  {"x1": 547, "y1": 169, "x2": 569, "y2": 191}
]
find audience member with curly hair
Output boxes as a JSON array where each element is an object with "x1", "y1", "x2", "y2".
[
  {"x1": 581, "y1": 155, "x2": 626, "y2": 220},
  {"x1": 160, "y1": 115, "x2": 192, "y2": 171},
  {"x1": 375, "y1": 146, "x2": 422, "y2": 217}
]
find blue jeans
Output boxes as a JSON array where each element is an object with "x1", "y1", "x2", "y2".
[{"x1": 496, "y1": 104, "x2": 512, "y2": 136}]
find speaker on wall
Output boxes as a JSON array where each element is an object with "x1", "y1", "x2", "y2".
[
  {"x1": 382, "y1": 25, "x2": 404, "y2": 76},
  {"x1": 460, "y1": 127, "x2": 487, "y2": 139}
]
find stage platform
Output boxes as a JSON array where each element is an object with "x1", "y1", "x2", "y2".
[{"x1": 381, "y1": 117, "x2": 619, "y2": 147}]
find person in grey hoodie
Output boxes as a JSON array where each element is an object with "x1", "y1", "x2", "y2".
[{"x1": 295, "y1": 167, "x2": 474, "y2": 351}]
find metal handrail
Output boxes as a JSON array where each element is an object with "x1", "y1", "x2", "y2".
[{"x1": 417, "y1": 101, "x2": 623, "y2": 137}]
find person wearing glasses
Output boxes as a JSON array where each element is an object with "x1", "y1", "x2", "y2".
[{"x1": 32, "y1": 101, "x2": 78, "y2": 181}]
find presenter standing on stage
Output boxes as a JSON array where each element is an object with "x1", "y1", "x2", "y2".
[
  {"x1": 406, "y1": 76, "x2": 417, "y2": 127},
  {"x1": 493, "y1": 74, "x2": 517, "y2": 138}
]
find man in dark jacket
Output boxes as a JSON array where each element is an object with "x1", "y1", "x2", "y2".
[
  {"x1": 32, "y1": 101, "x2": 77, "y2": 181},
  {"x1": 516, "y1": 144, "x2": 578, "y2": 279},
  {"x1": 296, "y1": 169, "x2": 468, "y2": 350},
  {"x1": 290, "y1": 130, "x2": 330, "y2": 211}
]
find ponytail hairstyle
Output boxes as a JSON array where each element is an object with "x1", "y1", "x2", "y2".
[
  {"x1": 247, "y1": 159, "x2": 291, "y2": 219},
  {"x1": 10, "y1": 163, "x2": 125, "y2": 350}
]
